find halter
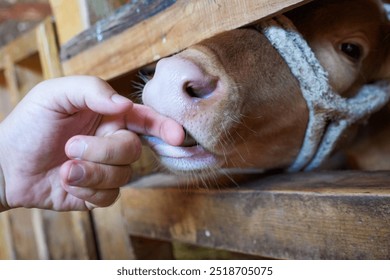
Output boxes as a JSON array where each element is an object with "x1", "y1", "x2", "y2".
[{"x1": 256, "y1": 15, "x2": 390, "y2": 172}]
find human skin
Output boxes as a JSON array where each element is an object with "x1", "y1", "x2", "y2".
[{"x1": 0, "y1": 76, "x2": 184, "y2": 212}]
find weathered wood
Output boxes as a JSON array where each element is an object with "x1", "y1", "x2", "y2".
[
  {"x1": 1, "y1": 26, "x2": 41, "y2": 103},
  {"x1": 62, "y1": 0, "x2": 312, "y2": 80},
  {"x1": 36, "y1": 17, "x2": 63, "y2": 79},
  {"x1": 4, "y1": 28, "x2": 38, "y2": 63},
  {"x1": 32, "y1": 209, "x2": 49, "y2": 259},
  {"x1": 3, "y1": 54, "x2": 21, "y2": 106},
  {"x1": 69, "y1": 212, "x2": 99, "y2": 259},
  {"x1": 14, "y1": 53, "x2": 43, "y2": 97},
  {"x1": 121, "y1": 171, "x2": 390, "y2": 259},
  {"x1": 61, "y1": 0, "x2": 176, "y2": 61},
  {"x1": 6, "y1": 208, "x2": 40, "y2": 259},
  {"x1": 0, "y1": 212, "x2": 15, "y2": 259},
  {"x1": 0, "y1": 47, "x2": 5, "y2": 69},
  {"x1": 130, "y1": 236, "x2": 174, "y2": 260},
  {"x1": 40, "y1": 211, "x2": 97, "y2": 259},
  {"x1": 0, "y1": 70, "x2": 12, "y2": 121},
  {"x1": 0, "y1": 2, "x2": 51, "y2": 22},
  {"x1": 49, "y1": 0, "x2": 90, "y2": 46},
  {"x1": 92, "y1": 200, "x2": 135, "y2": 260}
]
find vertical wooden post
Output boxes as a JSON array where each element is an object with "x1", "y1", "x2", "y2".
[
  {"x1": 92, "y1": 200, "x2": 135, "y2": 259},
  {"x1": 36, "y1": 17, "x2": 63, "y2": 78},
  {"x1": 0, "y1": 212, "x2": 15, "y2": 259},
  {"x1": 49, "y1": 0, "x2": 90, "y2": 46},
  {"x1": 3, "y1": 54, "x2": 20, "y2": 107}
]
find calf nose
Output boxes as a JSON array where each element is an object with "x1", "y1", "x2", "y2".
[
  {"x1": 162, "y1": 57, "x2": 218, "y2": 99},
  {"x1": 147, "y1": 56, "x2": 217, "y2": 100},
  {"x1": 142, "y1": 56, "x2": 219, "y2": 122}
]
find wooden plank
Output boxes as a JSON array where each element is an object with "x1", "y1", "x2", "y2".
[
  {"x1": 0, "y1": 2, "x2": 51, "y2": 22},
  {"x1": 4, "y1": 54, "x2": 21, "y2": 106},
  {"x1": 14, "y1": 53, "x2": 44, "y2": 97},
  {"x1": 2, "y1": 26, "x2": 41, "y2": 103},
  {"x1": 6, "y1": 208, "x2": 40, "y2": 259},
  {"x1": 0, "y1": 212, "x2": 15, "y2": 259},
  {"x1": 92, "y1": 200, "x2": 135, "y2": 260},
  {"x1": 31, "y1": 209, "x2": 50, "y2": 259},
  {"x1": 69, "y1": 212, "x2": 99, "y2": 259},
  {"x1": 5, "y1": 28, "x2": 38, "y2": 63},
  {"x1": 121, "y1": 171, "x2": 390, "y2": 259},
  {"x1": 36, "y1": 17, "x2": 63, "y2": 79},
  {"x1": 40, "y1": 211, "x2": 97, "y2": 259},
  {"x1": 49, "y1": 0, "x2": 90, "y2": 46},
  {"x1": 0, "y1": 70, "x2": 13, "y2": 120},
  {"x1": 61, "y1": 0, "x2": 176, "y2": 60},
  {"x1": 62, "y1": 0, "x2": 312, "y2": 80},
  {"x1": 129, "y1": 236, "x2": 174, "y2": 260},
  {"x1": 0, "y1": 47, "x2": 5, "y2": 70}
]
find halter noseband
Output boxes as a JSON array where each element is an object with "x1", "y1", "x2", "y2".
[{"x1": 256, "y1": 15, "x2": 390, "y2": 172}]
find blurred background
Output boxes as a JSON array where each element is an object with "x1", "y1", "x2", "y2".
[{"x1": 0, "y1": 0, "x2": 132, "y2": 47}]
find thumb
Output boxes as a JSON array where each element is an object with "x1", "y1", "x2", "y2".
[{"x1": 29, "y1": 76, "x2": 133, "y2": 115}]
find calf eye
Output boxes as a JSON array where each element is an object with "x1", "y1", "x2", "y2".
[{"x1": 340, "y1": 43, "x2": 362, "y2": 61}]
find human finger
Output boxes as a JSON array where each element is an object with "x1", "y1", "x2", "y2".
[
  {"x1": 64, "y1": 185, "x2": 120, "y2": 209},
  {"x1": 126, "y1": 103, "x2": 185, "y2": 146},
  {"x1": 29, "y1": 75, "x2": 133, "y2": 115},
  {"x1": 65, "y1": 130, "x2": 142, "y2": 165},
  {"x1": 60, "y1": 160, "x2": 133, "y2": 189}
]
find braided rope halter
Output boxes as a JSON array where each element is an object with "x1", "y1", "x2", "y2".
[{"x1": 256, "y1": 15, "x2": 390, "y2": 172}]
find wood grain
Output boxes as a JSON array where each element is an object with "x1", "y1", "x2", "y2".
[
  {"x1": 62, "y1": 0, "x2": 312, "y2": 80},
  {"x1": 0, "y1": 212, "x2": 15, "y2": 259},
  {"x1": 36, "y1": 17, "x2": 63, "y2": 79},
  {"x1": 61, "y1": 0, "x2": 176, "y2": 61},
  {"x1": 49, "y1": 0, "x2": 90, "y2": 45},
  {"x1": 92, "y1": 200, "x2": 135, "y2": 260},
  {"x1": 121, "y1": 171, "x2": 390, "y2": 259},
  {"x1": 4, "y1": 29, "x2": 37, "y2": 63}
]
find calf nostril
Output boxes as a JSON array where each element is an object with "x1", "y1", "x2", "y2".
[{"x1": 184, "y1": 79, "x2": 218, "y2": 99}]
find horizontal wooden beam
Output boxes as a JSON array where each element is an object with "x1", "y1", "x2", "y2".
[
  {"x1": 61, "y1": 0, "x2": 176, "y2": 61},
  {"x1": 121, "y1": 171, "x2": 390, "y2": 259},
  {"x1": 0, "y1": 3, "x2": 51, "y2": 23},
  {"x1": 3, "y1": 27, "x2": 38, "y2": 63},
  {"x1": 62, "y1": 0, "x2": 312, "y2": 80}
]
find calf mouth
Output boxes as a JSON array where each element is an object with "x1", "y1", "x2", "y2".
[
  {"x1": 142, "y1": 128, "x2": 222, "y2": 173},
  {"x1": 182, "y1": 128, "x2": 198, "y2": 147}
]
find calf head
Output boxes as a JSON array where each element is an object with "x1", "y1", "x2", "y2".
[{"x1": 142, "y1": 0, "x2": 390, "y2": 174}]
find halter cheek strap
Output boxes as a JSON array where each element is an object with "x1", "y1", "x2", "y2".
[{"x1": 256, "y1": 16, "x2": 390, "y2": 172}]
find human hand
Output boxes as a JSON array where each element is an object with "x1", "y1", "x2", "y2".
[{"x1": 0, "y1": 76, "x2": 184, "y2": 211}]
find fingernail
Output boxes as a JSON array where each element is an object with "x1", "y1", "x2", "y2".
[
  {"x1": 68, "y1": 140, "x2": 86, "y2": 159},
  {"x1": 111, "y1": 93, "x2": 132, "y2": 104},
  {"x1": 68, "y1": 163, "x2": 85, "y2": 184}
]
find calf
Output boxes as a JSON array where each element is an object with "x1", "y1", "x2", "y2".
[{"x1": 142, "y1": 0, "x2": 390, "y2": 174}]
